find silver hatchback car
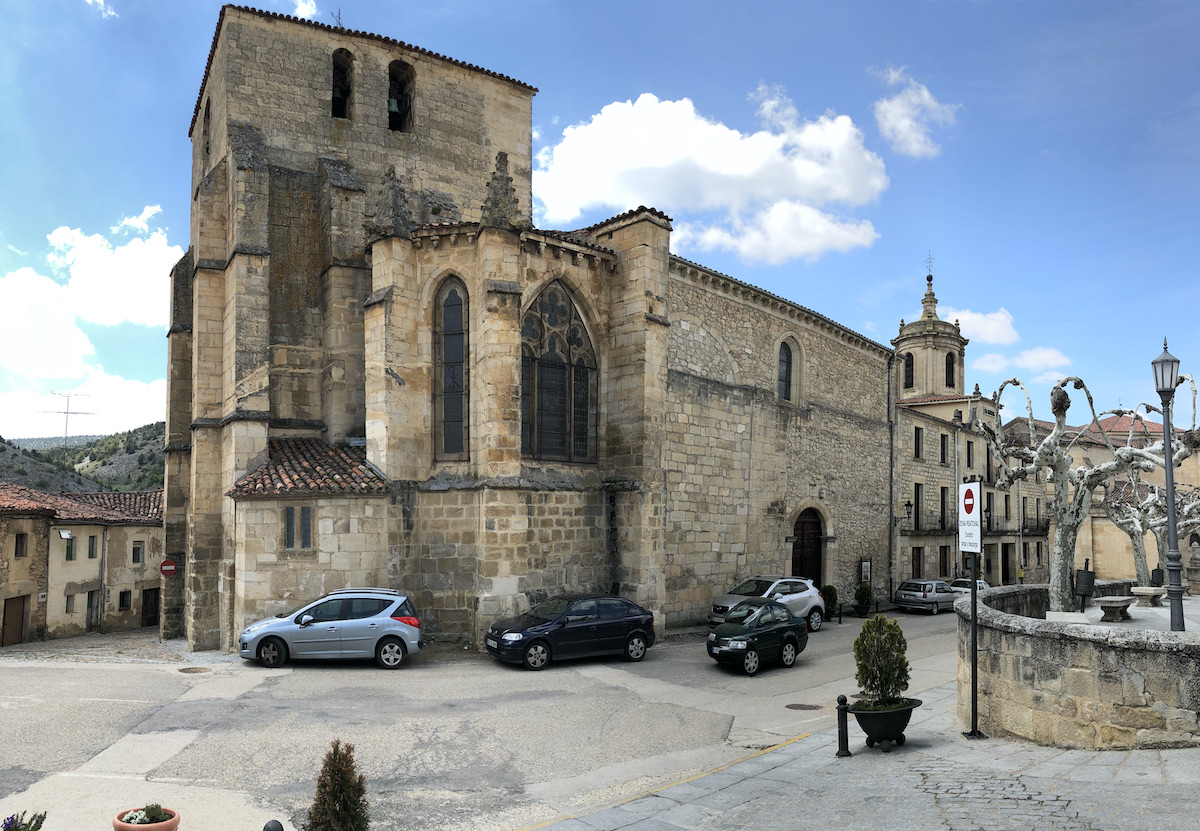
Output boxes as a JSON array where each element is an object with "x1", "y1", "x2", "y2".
[
  {"x1": 239, "y1": 587, "x2": 423, "y2": 669},
  {"x1": 709, "y1": 575, "x2": 826, "y2": 632}
]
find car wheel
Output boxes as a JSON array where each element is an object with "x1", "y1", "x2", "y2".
[
  {"x1": 807, "y1": 609, "x2": 823, "y2": 632},
  {"x1": 742, "y1": 648, "x2": 761, "y2": 676},
  {"x1": 258, "y1": 637, "x2": 286, "y2": 669},
  {"x1": 780, "y1": 640, "x2": 797, "y2": 668},
  {"x1": 375, "y1": 636, "x2": 406, "y2": 669},
  {"x1": 522, "y1": 640, "x2": 550, "y2": 671},
  {"x1": 931, "y1": 603, "x2": 940, "y2": 616},
  {"x1": 624, "y1": 634, "x2": 647, "y2": 662}
]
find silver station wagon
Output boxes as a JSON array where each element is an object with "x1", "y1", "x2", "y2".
[
  {"x1": 239, "y1": 587, "x2": 423, "y2": 669},
  {"x1": 893, "y1": 579, "x2": 956, "y2": 615}
]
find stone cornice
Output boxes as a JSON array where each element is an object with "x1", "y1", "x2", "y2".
[{"x1": 669, "y1": 256, "x2": 892, "y2": 358}]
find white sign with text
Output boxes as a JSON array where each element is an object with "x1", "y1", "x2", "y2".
[{"x1": 959, "y1": 481, "x2": 981, "y2": 553}]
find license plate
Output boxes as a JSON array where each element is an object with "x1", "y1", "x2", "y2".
[{"x1": 485, "y1": 638, "x2": 498, "y2": 649}]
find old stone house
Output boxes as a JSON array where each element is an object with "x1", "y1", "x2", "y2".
[
  {"x1": 164, "y1": 6, "x2": 895, "y2": 651},
  {"x1": 0, "y1": 484, "x2": 165, "y2": 645},
  {"x1": 891, "y1": 277, "x2": 1051, "y2": 593}
]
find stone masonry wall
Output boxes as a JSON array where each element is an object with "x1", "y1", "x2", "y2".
[
  {"x1": 958, "y1": 582, "x2": 1200, "y2": 749},
  {"x1": 0, "y1": 516, "x2": 49, "y2": 642},
  {"x1": 664, "y1": 262, "x2": 891, "y2": 624}
]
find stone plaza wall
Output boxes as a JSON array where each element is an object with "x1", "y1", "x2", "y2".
[{"x1": 958, "y1": 582, "x2": 1200, "y2": 749}]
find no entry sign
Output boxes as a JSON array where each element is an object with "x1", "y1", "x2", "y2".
[
  {"x1": 959, "y1": 482, "x2": 981, "y2": 553},
  {"x1": 160, "y1": 558, "x2": 177, "y2": 577}
]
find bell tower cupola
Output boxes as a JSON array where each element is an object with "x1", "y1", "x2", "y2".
[{"x1": 891, "y1": 274, "x2": 969, "y2": 400}]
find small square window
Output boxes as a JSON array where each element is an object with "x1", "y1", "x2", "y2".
[
  {"x1": 65, "y1": 538, "x2": 75, "y2": 561},
  {"x1": 132, "y1": 542, "x2": 144, "y2": 565},
  {"x1": 119, "y1": 590, "x2": 132, "y2": 612},
  {"x1": 14, "y1": 533, "x2": 27, "y2": 558},
  {"x1": 66, "y1": 594, "x2": 75, "y2": 614},
  {"x1": 285, "y1": 507, "x2": 314, "y2": 550},
  {"x1": 88, "y1": 535, "x2": 98, "y2": 559}
]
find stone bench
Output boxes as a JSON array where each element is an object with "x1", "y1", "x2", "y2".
[
  {"x1": 1130, "y1": 586, "x2": 1167, "y2": 607},
  {"x1": 1096, "y1": 596, "x2": 1136, "y2": 622}
]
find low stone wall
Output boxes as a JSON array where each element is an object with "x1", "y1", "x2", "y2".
[{"x1": 956, "y1": 581, "x2": 1200, "y2": 749}]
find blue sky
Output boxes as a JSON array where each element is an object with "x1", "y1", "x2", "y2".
[{"x1": 1, "y1": 0, "x2": 1197, "y2": 439}]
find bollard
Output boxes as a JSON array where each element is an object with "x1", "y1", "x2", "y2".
[
  {"x1": 836, "y1": 695, "x2": 852, "y2": 757},
  {"x1": 264, "y1": 821, "x2": 285, "y2": 831}
]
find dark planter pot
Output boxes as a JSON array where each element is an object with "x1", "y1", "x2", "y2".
[
  {"x1": 853, "y1": 604, "x2": 871, "y2": 617},
  {"x1": 850, "y1": 698, "x2": 922, "y2": 752}
]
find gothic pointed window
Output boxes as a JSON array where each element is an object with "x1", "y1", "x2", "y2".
[
  {"x1": 331, "y1": 49, "x2": 354, "y2": 119},
  {"x1": 388, "y1": 60, "x2": 415, "y2": 132},
  {"x1": 521, "y1": 281, "x2": 597, "y2": 462},
  {"x1": 778, "y1": 343, "x2": 793, "y2": 401},
  {"x1": 434, "y1": 278, "x2": 469, "y2": 459},
  {"x1": 903, "y1": 352, "x2": 914, "y2": 389},
  {"x1": 945, "y1": 352, "x2": 956, "y2": 388}
]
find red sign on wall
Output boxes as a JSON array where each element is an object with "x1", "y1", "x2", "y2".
[{"x1": 160, "y1": 558, "x2": 177, "y2": 577}]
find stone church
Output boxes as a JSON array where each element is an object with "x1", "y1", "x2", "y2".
[{"x1": 164, "y1": 5, "x2": 894, "y2": 651}]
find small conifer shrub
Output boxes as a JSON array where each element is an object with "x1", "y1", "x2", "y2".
[
  {"x1": 303, "y1": 739, "x2": 370, "y2": 831},
  {"x1": 852, "y1": 614, "x2": 911, "y2": 708}
]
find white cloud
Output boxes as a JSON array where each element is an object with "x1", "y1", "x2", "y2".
[
  {"x1": 7, "y1": 244, "x2": 27, "y2": 257},
  {"x1": 46, "y1": 215, "x2": 181, "y2": 327},
  {"x1": 970, "y1": 347, "x2": 1071, "y2": 378},
  {"x1": 534, "y1": 86, "x2": 888, "y2": 265},
  {"x1": 293, "y1": 0, "x2": 318, "y2": 19},
  {"x1": 0, "y1": 267, "x2": 95, "y2": 379},
  {"x1": 0, "y1": 371, "x2": 165, "y2": 439},
  {"x1": 873, "y1": 67, "x2": 959, "y2": 158},
  {"x1": 972, "y1": 353, "x2": 1011, "y2": 374},
  {"x1": 83, "y1": 0, "x2": 117, "y2": 19},
  {"x1": 111, "y1": 205, "x2": 162, "y2": 234},
  {"x1": 1014, "y1": 347, "x2": 1071, "y2": 372},
  {"x1": 937, "y1": 306, "x2": 1019, "y2": 345}
]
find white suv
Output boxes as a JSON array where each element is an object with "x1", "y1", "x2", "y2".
[
  {"x1": 709, "y1": 576, "x2": 826, "y2": 632},
  {"x1": 239, "y1": 587, "x2": 423, "y2": 669}
]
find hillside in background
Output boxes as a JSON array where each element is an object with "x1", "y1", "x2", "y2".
[{"x1": 0, "y1": 422, "x2": 165, "y2": 493}]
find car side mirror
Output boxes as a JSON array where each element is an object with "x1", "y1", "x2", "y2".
[
  {"x1": 772, "y1": 593, "x2": 784, "y2": 601},
  {"x1": 299, "y1": 614, "x2": 314, "y2": 628}
]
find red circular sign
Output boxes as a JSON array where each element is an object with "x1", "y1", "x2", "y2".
[
  {"x1": 160, "y1": 558, "x2": 177, "y2": 577},
  {"x1": 963, "y1": 490, "x2": 975, "y2": 514}
]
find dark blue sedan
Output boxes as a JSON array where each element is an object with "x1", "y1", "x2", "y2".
[
  {"x1": 707, "y1": 597, "x2": 808, "y2": 676},
  {"x1": 485, "y1": 594, "x2": 656, "y2": 670}
]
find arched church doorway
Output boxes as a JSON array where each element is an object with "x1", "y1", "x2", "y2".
[{"x1": 791, "y1": 509, "x2": 823, "y2": 585}]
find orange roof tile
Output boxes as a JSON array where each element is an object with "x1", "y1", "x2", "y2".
[{"x1": 228, "y1": 438, "x2": 388, "y2": 497}]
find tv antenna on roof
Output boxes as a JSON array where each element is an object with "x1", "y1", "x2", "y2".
[
  {"x1": 331, "y1": 8, "x2": 343, "y2": 27},
  {"x1": 40, "y1": 392, "x2": 94, "y2": 492}
]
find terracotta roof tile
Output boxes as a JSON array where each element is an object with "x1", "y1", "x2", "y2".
[
  {"x1": 0, "y1": 484, "x2": 162, "y2": 525},
  {"x1": 898, "y1": 394, "x2": 987, "y2": 406},
  {"x1": 190, "y1": 5, "x2": 537, "y2": 137},
  {"x1": 573, "y1": 206, "x2": 673, "y2": 234},
  {"x1": 228, "y1": 438, "x2": 388, "y2": 497}
]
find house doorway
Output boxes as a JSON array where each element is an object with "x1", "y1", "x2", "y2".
[
  {"x1": 791, "y1": 509, "x2": 823, "y2": 586},
  {"x1": 2, "y1": 595, "x2": 27, "y2": 647},
  {"x1": 141, "y1": 588, "x2": 160, "y2": 628}
]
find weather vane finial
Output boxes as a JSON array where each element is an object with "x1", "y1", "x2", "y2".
[{"x1": 925, "y1": 250, "x2": 934, "y2": 275}]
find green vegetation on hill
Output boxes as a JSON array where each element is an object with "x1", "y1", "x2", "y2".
[{"x1": 0, "y1": 422, "x2": 166, "y2": 493}]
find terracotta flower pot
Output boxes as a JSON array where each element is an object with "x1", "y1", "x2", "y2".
[{"x1": 113, "y1": 807, "x2": 180, "y2": 831}]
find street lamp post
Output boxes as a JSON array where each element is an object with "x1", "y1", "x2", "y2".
[{"x1": 1152, "y1": 339, "x2": 1186, "y2": 632}]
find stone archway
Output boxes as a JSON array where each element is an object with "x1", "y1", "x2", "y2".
[{"x1": 791, "y1": 509, "x2": 824, "y2": 585}]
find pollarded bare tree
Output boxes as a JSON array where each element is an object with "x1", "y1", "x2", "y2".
[{"x1": 976, "y1": 377, "x2": 1200, "y2": 612}]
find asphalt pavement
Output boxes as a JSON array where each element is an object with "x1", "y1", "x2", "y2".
[{"x1": 2, "y1": 608, "x2": 1200, "y2": 831}]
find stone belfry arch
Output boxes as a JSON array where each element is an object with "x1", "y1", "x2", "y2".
[{"x1": 891, "y1": 275, "x2": 969, "y2": 400}]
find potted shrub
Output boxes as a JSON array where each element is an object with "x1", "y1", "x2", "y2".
[
  {"x1": 848, "y1": 614, "x2": 921, "y2": 752},
  {"x1": 113, "y1": 804, "x2": 178, "y2": 831},
  {"x1": 820, "y1": 584, "x2": 838, "y2": 617},
  {"x1": 4, "y1": 811, "x2": 47, "y2": 831},
  {"x1": 853, "y1": 582, "x2": 874, "y2": 617}
]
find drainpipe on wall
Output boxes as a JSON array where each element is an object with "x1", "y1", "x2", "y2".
[
  {"x1": 887, "y1": 353, "x2": 895, "y2": 602},
  {"x1": 98, "y1": 526, "x2": 108, "y2": 634}
]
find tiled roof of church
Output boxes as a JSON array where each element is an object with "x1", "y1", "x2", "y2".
[
  {"x1": 0, "y1": 484, "x2": 163, "y2": 525},
  {"x1": 574, "y1": 206, "x2": 674, "y2": 234},
  {"x1": 898, "y1": 394, "x2": 986, "y2": 406},
  {"x1": 190, "y1": 5, "x2": 538, "y2": 136},
  {"x1": 228, "y1": 438, "x2": 389, "y2": 497}
]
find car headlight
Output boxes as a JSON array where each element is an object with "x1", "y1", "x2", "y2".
[
  {"x1": 501, "y1": 632, "x2": 523, "y2": 642},
  {"x1": 728, "y1": 639, "x2": 747, "y2": 650}
]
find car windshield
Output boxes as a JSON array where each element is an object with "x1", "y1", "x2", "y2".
[
  {"x1": 725, "y1": 602, "x2": 764, "y2": 625},
  {"x1": 528, "y1": 597, "x2": 571, "y2": 620},
  {"x1": 729, "y1": 579, "x2": 775, "y2": 597},
  {"x1": 276, "y1": 600, "x2": 316, "y2": 618}
]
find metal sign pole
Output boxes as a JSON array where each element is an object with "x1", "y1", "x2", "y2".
[{"x1": 959, "y1": 477, "x2": 986, "y2": 739}]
